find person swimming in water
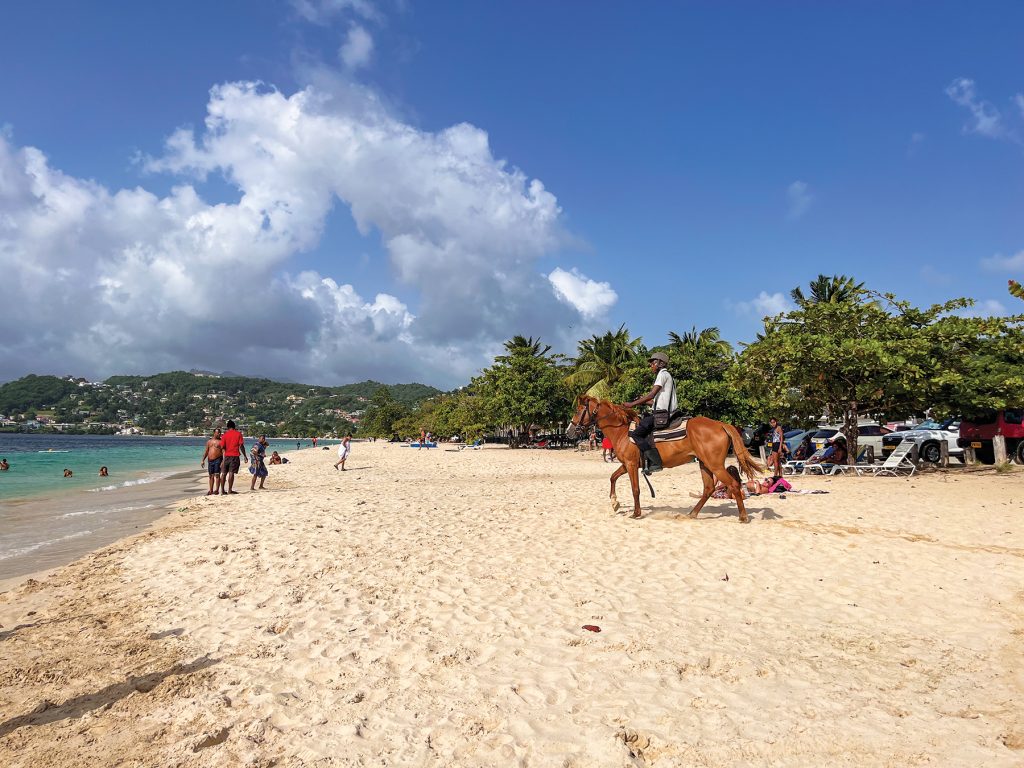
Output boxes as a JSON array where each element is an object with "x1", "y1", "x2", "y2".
[
  {"x1": 63, "y1": 468, "x2": 73, "y2": 477},
  {"x1": 99, "y1": 466, "x2": 109, "y2": 477}
]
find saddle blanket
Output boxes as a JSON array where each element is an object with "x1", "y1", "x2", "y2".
[{"x1": 652, "y1": 415, "x2": 689, "y2": 443}]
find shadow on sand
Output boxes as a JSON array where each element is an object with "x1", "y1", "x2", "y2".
[{"x1": 0, "y1": 655, "x2": 219, "y2": 738}]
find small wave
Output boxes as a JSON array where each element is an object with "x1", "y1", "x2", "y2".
[
  {"x1": 87, "y1": 472, "x2": 176, "y2": 492},
  {"x1": 0, "y1": 530, "x2": 93, "y2": 561},
  {"x1": 60, "y1": 502, "x2": 156, "y2": 519}
]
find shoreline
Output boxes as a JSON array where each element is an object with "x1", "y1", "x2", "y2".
[{"x1": 1, "y1": 444, "x2": 1022, "y2": 766}]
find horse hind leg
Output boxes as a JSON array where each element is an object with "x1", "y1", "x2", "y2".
[
  {"x1": 688, "y1": 461, "x2": 717, "y2": 520},
  {"x1": 712, "y1": 464, "x2": 749, "y2": 523}
]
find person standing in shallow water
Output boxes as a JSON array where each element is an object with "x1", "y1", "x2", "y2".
[{"x1": 0, "y1": 458, "x2": 9, "y2": 470}]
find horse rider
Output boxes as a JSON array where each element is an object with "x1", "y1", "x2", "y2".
[{"x1": 623, "y1": 351, "x2": 676, "y2": 474}]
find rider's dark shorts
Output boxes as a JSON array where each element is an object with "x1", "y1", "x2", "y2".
[
  {"x1": 221, "y1": 455, "x2": 241, "y2": 474},
  {"x1": 207, "y1": 458, "x2": 222, "y2": 476}
]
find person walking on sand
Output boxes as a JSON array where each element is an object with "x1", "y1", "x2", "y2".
[
  {"x1": 334, "y1": 435, "x2": 351, "y2": 470},
  {"x1": 201, "y1": 428, "x2": 224, "y2": 496},
  {"x1": 219, "y1": 420, "x2": 248, "y2": 494},
  {"x1": 249, "y1": 435, "x2": 269, "y2": 491}
]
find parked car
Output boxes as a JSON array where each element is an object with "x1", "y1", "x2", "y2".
[
  {"x1": 881, "y1": 419, "x2": 962, "y2": 463},
  {"x1": 957, "y1": 409, "x2": 1024, "y2": 464},
  {"x1": 784, "y1": 428, "x2": 816, "y2": 455},
  {"x1": 810, "y1": 423, "x2": 893, "y2": 457}
]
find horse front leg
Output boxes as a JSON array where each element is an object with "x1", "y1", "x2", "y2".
[
  {"x1": 609, "y1": 464, "x2": 627, "y2": 513},
  {"x1": 688, "y1": 461, "x2": 716, "y2": 520},
  {"x1": 627, "y1": 462, "x2": 643, "y2": 519}
]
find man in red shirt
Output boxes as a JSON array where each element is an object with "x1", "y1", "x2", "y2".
[{"x1": 219, "y1": 420, "x2": 248, "y2": 494}]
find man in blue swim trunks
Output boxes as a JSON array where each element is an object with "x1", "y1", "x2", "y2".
[{"x1": 201, "y1": 428, "x2": 224, "y2": 496}]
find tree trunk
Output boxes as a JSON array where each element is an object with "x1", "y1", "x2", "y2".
[{"x1": 843, "y1": 401, "x2": 859, "y2": 465}]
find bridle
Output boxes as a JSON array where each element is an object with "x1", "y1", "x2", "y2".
[{"x1": 568, "y1": 398, "x2": 632, "y2": 437}]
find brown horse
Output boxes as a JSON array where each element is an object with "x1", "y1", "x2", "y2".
[{"x1": 567, "y1": 395, "x2": 764, "y2": 522}]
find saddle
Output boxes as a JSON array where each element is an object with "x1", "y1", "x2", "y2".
[{"x1": 652, "y1": 413, "x2": 689, "y2": 443}]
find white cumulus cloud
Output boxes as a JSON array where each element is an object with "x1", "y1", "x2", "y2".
[
  {"x1": 547, "y1": 267, "x2": 617, "y2": 319},
  {"x1": 0, "y1": 80, "x2": 588, "y2": 387}
]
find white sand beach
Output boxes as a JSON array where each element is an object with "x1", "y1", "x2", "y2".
[{"x1": 1, "y1": 442, "x2": 1022, "y2": 767}]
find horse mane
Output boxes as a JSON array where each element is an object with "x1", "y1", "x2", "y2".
[{"x1": 579, "y1": 395, "x2": 637, "y2": 421}]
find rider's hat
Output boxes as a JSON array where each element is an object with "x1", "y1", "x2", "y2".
[{"x1": 648, "y1": 351, "x2": 669, "y2": 364}]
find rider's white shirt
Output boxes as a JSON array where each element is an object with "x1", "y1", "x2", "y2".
[{"x1": 652, "y1": 369, "x2": 676, "y2": 412}]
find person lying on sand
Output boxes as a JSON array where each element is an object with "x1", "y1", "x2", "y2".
[{"x1": 269, "y1": 451, "x2": 282, "y2": 465}]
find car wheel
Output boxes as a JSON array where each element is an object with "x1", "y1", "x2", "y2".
[
  {"x1": 1015, "y1": 441, "x2": 1024, "y2": 465},
  {"x1": 920, "y1": 441, "x2": 942, "y2": 463}
]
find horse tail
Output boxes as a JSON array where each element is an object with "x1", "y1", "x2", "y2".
[{"x1": 722, "y1": 423, "x2": 764, "y2": 480}]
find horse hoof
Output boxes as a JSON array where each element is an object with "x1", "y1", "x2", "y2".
[
  {"x1": 630, "y1": 512, "x2": 642, "y2": 519},
  {"x1": 740, "y1": 517, "x2": 750, "y2": 524}
]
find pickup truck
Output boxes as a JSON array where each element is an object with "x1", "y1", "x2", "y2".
[
  {"x1": 881, "y1": 419, "x2": 962, "y2": 463},
  {"x1": 957, "y1": 409, "x2": 1024, "y2": 464}
]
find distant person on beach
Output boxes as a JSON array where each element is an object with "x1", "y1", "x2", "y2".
[
  {"x1": 296, "y1": 440, "x2": 301, "y2": 450},
  {"x1": 219, "y1": 420, "x2": 248, "y2": 494},
  {"x1": 420, "y1": 428, "x2": 426, "y2": 449},
  {"x1": 63, "y1": 468, "x2": 73, "y2": 477},
  {"x1": 0, "y1": 458, "x2": 8, "y2": 471},
  {"x1": 766, "y1": 417, "x2": 785, "y2": 475},
  {"x1": 601, "y1": 434, "x2": 615, "y2": 463},
  {"x1": 249, "y1": 435, "x2": 269, "y2": 491},
  {"x1": 269, "y1": 451, "x2": 282, "y2": 465},
  {"x1": 334, "y1": 436, "x2": 351, "y2": 470},
  {"x1": 99, "y1": 466, "x2": 108, "y2": 477},
  {"x1": 793, "y1": 434, "x2": 813, "y2": 461},
  {"x1": 312, "y1": 436, "x2": 318, "y2": 448},
  {"x1": 201, "y1": 428, "x2": 224, "y2": 496}
]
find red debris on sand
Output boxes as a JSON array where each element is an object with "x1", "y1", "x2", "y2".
[{"x1": 582, "y1": 625, "x2": 601, "y2": 633}]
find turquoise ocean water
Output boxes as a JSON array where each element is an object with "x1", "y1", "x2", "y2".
[{"x1": 0, "y1": 434, "x2": 332, "y2": 581}]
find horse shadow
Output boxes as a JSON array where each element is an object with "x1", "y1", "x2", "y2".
[{"x1": 646, "y1": 502, "x2": 783, "y2": 522}]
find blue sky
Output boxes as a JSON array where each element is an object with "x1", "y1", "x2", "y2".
[{"x1": 1, "y1": 1, "x2": 1022, "y2": 388}]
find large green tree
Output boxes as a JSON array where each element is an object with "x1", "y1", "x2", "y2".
[
  {"x1": 358, "y1": 387, "x2": 411, "y2": 439},
  {"x1": 479, "y1": 337, "x2": 571, "y2": 445},
  {"x1": 738, "y1": 285, "x2": 1024, "y2": 460}
]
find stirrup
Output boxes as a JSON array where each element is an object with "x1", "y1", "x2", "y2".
[{"x1": 643, "y1": 448, "x2": 663, "y2": 475}]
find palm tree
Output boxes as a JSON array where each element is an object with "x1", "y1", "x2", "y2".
[
  {"x1": 502, "y1": 335, "x2": 552, "y2": 358},
  {"x1": 565, "y1": 324, "x2": 643, "y2": 399},
  {"x1": 668, "y1": 326, "x2": 733, "y2": 355},
  {"x1": 790, "y1": 274, "x2": 864, "y2": 307}
]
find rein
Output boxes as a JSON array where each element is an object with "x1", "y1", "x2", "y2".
[{"x1": 573, "y1": 400, "x2": 656, "y2": 499}]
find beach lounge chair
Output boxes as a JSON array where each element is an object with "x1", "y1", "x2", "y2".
[
  {"x1": 457, "y1": 439, "x2": 483, "y2": 451},
  {"x1": 783, "y1": 447, "x2": 826, "y2": 475},
  {"x1": 871, "y1": 440, "x2": 918, "y2": 477},
  {"x1": 833, "y1": 447, "x2": 877, "y2": 476}
]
